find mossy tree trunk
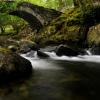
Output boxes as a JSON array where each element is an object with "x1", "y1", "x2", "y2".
[
  {"x1": 77, "y1": 0, "x2": 98, "y2": 48},
  {"x1": 78, "y1": 25, "x2": 90, "y2": 48}
]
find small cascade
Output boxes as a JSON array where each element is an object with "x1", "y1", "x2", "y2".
[
  {"x1": 21, "y1": 51, "x2": 63, "y2": 70},
  {"x1": 25, "y1": 51, "x2": 38, "y2": 58},
  {"x1": 85, "y1": 49, "x2": 92, "y2": 55},
  {"x1": 44, "y1": 51, "x2": 100, "y2": 63},
  {"x1": 44, "y1": 51, "x2": 57, "y2": 58},
  {"x1": 20, "y1": 48, "x2": 100, "y2": 70}
]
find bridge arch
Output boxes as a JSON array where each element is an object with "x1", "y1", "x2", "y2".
[
  {"x1": 17, "y1": 2, "x2": 61, "y2": 25},
  {"x1": 9, "y1": 2, "x2": 61, "y2": 32},
  {"x1": 9, "y1": 10, "x2": 43, "y2": 32},
  {"x1": 17, "y1": 7, "x2": 45, "y2": 25}
]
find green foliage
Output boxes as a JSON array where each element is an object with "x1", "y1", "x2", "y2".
[
  {"x1": 0, "y1": 1, "x2": 28, "y2": 35},
  {"x1": 15, "y1": 0, "x2": 74, "y2": 10},
  {"x1": 36, "y1": 4, "x2": 100, "y2": 45},
  {"x1": 0, "y1": 47, "x2": 11, "y2": 54},
  {"x1": 0, "y1": 0, "x2": 74, "y2": 36},
  {"x1": 0, "y1": 2, "x2": 17, "y2": 13},
  {"x1": 35, "y1": 7, "x2": 81, "y2": 44}
]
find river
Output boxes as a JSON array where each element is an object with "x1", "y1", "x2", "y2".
[{"x1": 0, "y1": 47, "x2": 100, "y2": 100}]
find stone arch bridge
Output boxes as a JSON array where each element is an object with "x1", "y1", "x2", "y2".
[{"x1": 9, "y1": 2, "x2": 62, "y2": 32}]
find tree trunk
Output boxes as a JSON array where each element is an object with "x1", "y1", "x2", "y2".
[{"x1": 78, "y1": 25, "x2": 90, "y2": 48}]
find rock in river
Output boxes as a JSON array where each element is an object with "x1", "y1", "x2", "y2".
[
  {"x1": 90, "y1": 43, "x2": 100, "y2": 55},
  {"x1": 0, "y1": 48, "x2": 32, "y2": 83},
  {"x1": 37, "y1": 50, "x2": 49, "y2": 58},
  {"x1": 55, "y1": 45, "x2": 79, "y2": 56},
  {"x1": 19, "y1": 40, "x2": 39, "y2": 53}
]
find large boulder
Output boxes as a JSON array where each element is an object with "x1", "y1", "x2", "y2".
[
  {"x1": 88, "y1": 24, "x2": 100, "y2": 46},
  {"x1": 55, "y1": 45, "x2": 80, "y2": 56},
  {"x1": 87, "y1": 24, "x2": 100, "y2": 55},
  {"x1": 19, "y1": 40, "x2": 39, "y2": 53},
  {"x1": 0, "y1": 48, "x2": 32, "y2": 83}
]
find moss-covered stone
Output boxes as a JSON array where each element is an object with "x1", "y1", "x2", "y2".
[
  {"x1": 0, "y1": 48, "x2": 32, "y2": 83},
  {"x1": 0, "y1": 48, "x2": 11, "y2": 54},
  {"x1": 19, "y1": 40, "x2": 39, "y2": 53},
  {"x1": 88, "y1": 24, "x2": 100, "y2": 45}
]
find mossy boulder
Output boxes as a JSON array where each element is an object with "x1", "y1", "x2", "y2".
[
  {"x1": 0, "y1": 48, "x2": 32, "y2": 83},
  {"x1": 55, "y1": 45, "x2": 79, "y2": 56},
  {"x1": 87, "y1": 23, "x2": 100, "y2": 55},
  {"x1": 19, "y1": 40, "x2": 39, "y2": 53},
  {"x1": 55, "y1": 44, "x2": 86, "y2": 56},
  {"x1": 5, "y1": 39, "x2": 39, "y2": 53},
  {"x1": 88, "y1": 24, "x2": 100, "y2": 45}
]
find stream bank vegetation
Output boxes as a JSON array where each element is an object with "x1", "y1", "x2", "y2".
[{"x1": 1, "y1": 0, "x2": 100, "y2": 48}]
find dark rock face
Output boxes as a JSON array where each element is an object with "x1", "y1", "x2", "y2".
[
  {"x1": 90, "y1": 44, "x2": 100, "y2": 55},
  {"x1": 55, "y1": 45, "x2": 79, "y2": 56},
  {"x1": 26, "y1": 50, "x2": 35, "y2": 57},
  {"x1": 37, "y1": 50, "x2": 49, "y2": 58},
  {"x1": 0, "y1": 48, "x2": 32, "y2": 83}
]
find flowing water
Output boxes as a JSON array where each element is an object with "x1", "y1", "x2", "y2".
[{"x1": 0, "y1": 47, "x2": 100, "y2": 100}]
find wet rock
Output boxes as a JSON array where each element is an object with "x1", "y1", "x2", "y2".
[
  {"x1": 26, "y1": 50, "x2": 35, "y2": 57},
  {"x1": 37, "y1": 50, "x2": 49, "y2": 58},
  {"x1": 79, "y1": 49, "x2": 88, "y2": 55},
  {"x1": 40, "y1": 46, "x2": 57, "y2": 52},
  {"x1": 8, "y1": 45, "x2": 17, "y2": 52},
  {"x1": 0, "y1": 48, "x2": 32, "y2": 83},
  {"x1": 19, "y1": 40, "x2": 39, "y2": 53},
  {"x1": 55, "y1": 45, "x2": 79, "y2": 56},
  {"x1": 90, "y1": 44, "x2": 100, "y2": 55}
]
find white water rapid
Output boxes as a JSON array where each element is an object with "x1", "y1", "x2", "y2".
[{"x1": 21, "y1": 50, "x2": 100, "y2": 70}]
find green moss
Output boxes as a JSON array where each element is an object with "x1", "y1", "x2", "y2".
[
  {"x1": 33, "y1": 5, "x2": 100, "y2": 46},
  {"x1": 87, "y1": 24, "x2": 100, "y2": 45},
  {"x1": 0, "y1": 48, "x2": 11, "y2": 54},
  {"x1": 36, "y1": 7, "x2": 82, "y2": 45}
]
